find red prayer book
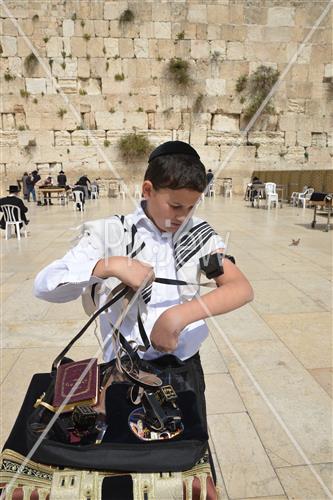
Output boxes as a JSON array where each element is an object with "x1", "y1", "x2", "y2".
[{"x1": 53, "y1": 358, "x2": 99, "y2": 411}]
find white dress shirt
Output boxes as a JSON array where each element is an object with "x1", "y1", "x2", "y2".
[{"x1": 34, "y1": 203, "x2": 224, "y2": 361}]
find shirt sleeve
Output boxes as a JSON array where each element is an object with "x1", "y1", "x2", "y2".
[{"x1": 34, "y1": 232, "x2": 104, "y2": 303}]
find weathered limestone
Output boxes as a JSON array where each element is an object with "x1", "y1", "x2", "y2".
[{"x1": 0, "y1": 0, "x2": 330, "y2": 194}]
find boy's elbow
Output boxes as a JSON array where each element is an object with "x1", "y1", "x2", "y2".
[{"x1": 244, "y1": 282, "x2": 254, "y2": 304}]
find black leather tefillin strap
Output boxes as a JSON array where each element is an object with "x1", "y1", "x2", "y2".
[{"x1": 51, "y1": 254, "x2": 236, "y2": 371}]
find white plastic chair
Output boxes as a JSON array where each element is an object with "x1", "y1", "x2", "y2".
[
  {"x1": 91, "y1": 185, "x2": 98, "y2": 199},
  {"x1": 208, "y1": 182, "x2": 216, "y2": 198},
  {"x1": 134, "y1": 184, "x2": 141, "y2": 200},
  {"x1": 72, "y1": 190, "x2": 84, "y2": 211},
  {"x1": 290, "y1": 185, "x2": 308, "y2": 206},
  {"x1": 265, "y1": 182, "x2": 279, "y2": 209},
  {"x1": 2, "y1": 204, "x2": 28, "y2": 240},
  {"x1": 222, "y1": 179, "x2": 233, "y2": 198},
  {"x1": 298, "y1": 188, "x2": 314, "y2": 209},
  {"x1": 119, "y1": 182, "x2": 127, "y2": 200}
]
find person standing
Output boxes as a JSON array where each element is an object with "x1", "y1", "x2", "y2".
[
  {"x1": 26, "y1": 170, "x2": 41, "y2": 202},
  {"x1": 57, "y1": 170, "x2": 67, "y2": 188},
  {"x1": 22, "y1": 172, "x2": 29, "y2": 200}
]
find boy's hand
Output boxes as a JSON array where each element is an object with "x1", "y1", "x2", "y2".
[
  {"x1": 150, "y1": 307, "x2": 185, "y2": 352},
  {"x1": 93, "y1": 256, "x2": 154, "y2": 291}
]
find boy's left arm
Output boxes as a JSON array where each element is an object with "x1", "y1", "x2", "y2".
[{"x1": 150, "y1": 258, "x2": 254, "y2": 352}]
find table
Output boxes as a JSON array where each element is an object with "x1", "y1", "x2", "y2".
[
  {"x1": 310, "y1": 194, "x2": 332, "y2": 232},
  {"x1": 37, "y1": 187, "x2": 69, "y2": 205}
]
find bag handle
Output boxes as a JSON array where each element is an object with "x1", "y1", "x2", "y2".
[{"x1": 51, "y1": 285, "x2": 128, "y2": 371}]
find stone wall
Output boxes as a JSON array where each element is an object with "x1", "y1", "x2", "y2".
[{"x1": 0, "y1": 0, "x2": 332, "y2": 194}]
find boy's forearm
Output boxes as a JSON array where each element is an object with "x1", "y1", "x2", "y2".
[
  {"x1": 177, "y1": 280, "x2": 254, "y2": 326},
  {"x1": 92, "y1": 257, "x2": 119, "y2": 279}
]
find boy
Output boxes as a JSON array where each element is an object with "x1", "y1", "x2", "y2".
[
  {"x1": 35, "y1": 141, "x2": 253, "y2": 359},
  {"x1": 34, "y1": 141, "x2": 253, "y2": 479}
]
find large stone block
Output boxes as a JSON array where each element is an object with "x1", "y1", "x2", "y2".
[
  {"x1": 152, "y1": 2, "x2": 170, "y2": 21},
  {"x1": 212, "y1": 114, "x2": 239, "y2": 132},
  {"x1": 78, "y1": 58, "x2": 91, "y2": 78},
  {"x1": 134, "y1": 38, "x2": 149, "y2": 58},
  {"x1": 2, "y1": 18, "x2": 18, "y2": 36},
  {"x1": 207, "y1": 4, "x2": 228, "y2": 24},
  {"x1": 207, "y1": 131, "x2": 243, "y2": 146},
  {"x1": 140, "y1": 22, "x2": 154, "y2": 39},
  {"x1": 248, "y1": 131, "x2": 285, "y2": 145},
  {"x1": 96, "y1": 110, "x2": 124, "y2": 130},
  {"x1": 226, "y1": 41, "x2": 244, "y2": 61},
  {"x1": 14, "y1": 112, "x2": 26, "y2": 129},
  {"x1": 207, "y1": 24, "x2": 221, "y2": 41},
  {"x1": 158, "y1": 39, "x2": 175, "y2": 59},
  {"x1": 267, "y1": 7, "x2": 295, "y2": 27},
  {"x1": 148, "y1": 39, "x2": 159, "y2": 58},
  {"x1": 55, "y1": 131, "x2": 71, "y2": 146},
  {"x1": 87, "y1": 37, "x2": 104, "y2": 58},
  {"x1": 94, "y1": 20, "x2": 109, "y2": 37},
  {"x1": 63, "y1": 19, "x2": 74, "y2": 37},
  {"x1": 191, "y1": 40, "x2": 210, "y2": 59},
  {"x1": 74, "y1": 19, "x2": 95, "y2": 37},
  {"x1": 154, "y1": 22, "x2": 171, "y2": 39},
  {"x1": 196, "y1": 24, "x2": 208, "y2": 41},
  {"x1": 188, "y1": 4, "x2": 207, "y2": 23},
  {"x1": 71, "y1": 130, "x2": 105, "y2": 146},
  {"x1": 206, "y1": 79, "x2": 226, "y2": 96},
  {"x1": 221, "y1": 25, "x2": 246, "y2": 42},
  {"x1": 118, "y1": 38, "x2": 134, "y2": 58},
  {"x1": 16, "y1": 37, "x2": 31, "y2": 57},
  {"x1": 1, "y1": 36, "x2": 17, "y2": 56},
  {"x1": 296, "y1": 131, "x2": 312, "y2": 147},
  {"x1": 2, "y1": 114, "x2": 15, "y2": 130},
  {"x1": 46, "y1": 37, "x2": 63, "y2": 57},
  {"x1": 104, "y1": 1, "x2": 127, "y2": 20},
  {"x1": 71, "y1": 37, "x2": 87, "y2": 57},
  {"x1": 124, "y1": 111, "x2": 148, "y2": 130},
  {"x1": 247, "y1": 26, "x2": 264, "y2": 42},
  {"x1": 26, "y1": 78, "x2": 47, "y2": 94},
  {"x1": 52, "y1": 59, "x2": 78, "y2": 78},
  {"x1": 104, "y1": 38, "x2": 119, "y2": 57},
  {"x1": 163, "y1": 111, "x2": 182, "y2": 130}
]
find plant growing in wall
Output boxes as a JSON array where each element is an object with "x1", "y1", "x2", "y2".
[
  {"x1": 236, "y1": 65, "x2": 279, "y2": 121},
  {"x1": 20, "y1": 89, "x2": 30, "y2": 98},
  {"x1": 24, "y1": 53, "x2": 39, "y2": 75},
  {"x1": 119, "y1": 9, "x2": 134, "y2": 24},
  {"x1": 4, "y1": 69, "x2": 15, "y2": 81},
  {"x1": 118, "y1": 133, "x2": 153, "y2": 161},
  {"x1": 167, "y1": 58, "x2": 191, "y2": 86},
  {"x1": 24, "y1": 139, "x2": 37, "y2": 154},
  {"x1": 57, "y1": 108, "x2": 67, "y2": 118},
  {"x1": 114, "y1": 73, "x2": 125, "y2": 81},
  {"x1": 176, "y1": 31, "x2": 185, "y2": 40}
]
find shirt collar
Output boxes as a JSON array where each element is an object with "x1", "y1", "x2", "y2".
[{"x1": 128, "y1": 200, "x2": 193, "y2": 242}]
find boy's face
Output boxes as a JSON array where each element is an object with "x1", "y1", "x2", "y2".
[{"x1": 142, "y1": 181, "x2": 202, "y2": 233}]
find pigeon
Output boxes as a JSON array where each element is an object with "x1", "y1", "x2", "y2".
[{"x1": 289, "y1": 238, "x2": 300, "y2": 246}]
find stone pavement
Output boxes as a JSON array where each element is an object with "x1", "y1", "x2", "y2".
[{"x1": 1, "y1": 195, "x2": 332, "y2": 499}]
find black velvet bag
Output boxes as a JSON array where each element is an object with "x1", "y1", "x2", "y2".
[{"x1": 3, "y1": 287, "x2": 209, "y2": 472}]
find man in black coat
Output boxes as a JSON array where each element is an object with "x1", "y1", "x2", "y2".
[
  {"x1": 0, "y1": 185, "x2": 29, "y2": 230},
  {"x1": 57, "y1": 170, "x2": 67, "y2": 187}
]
